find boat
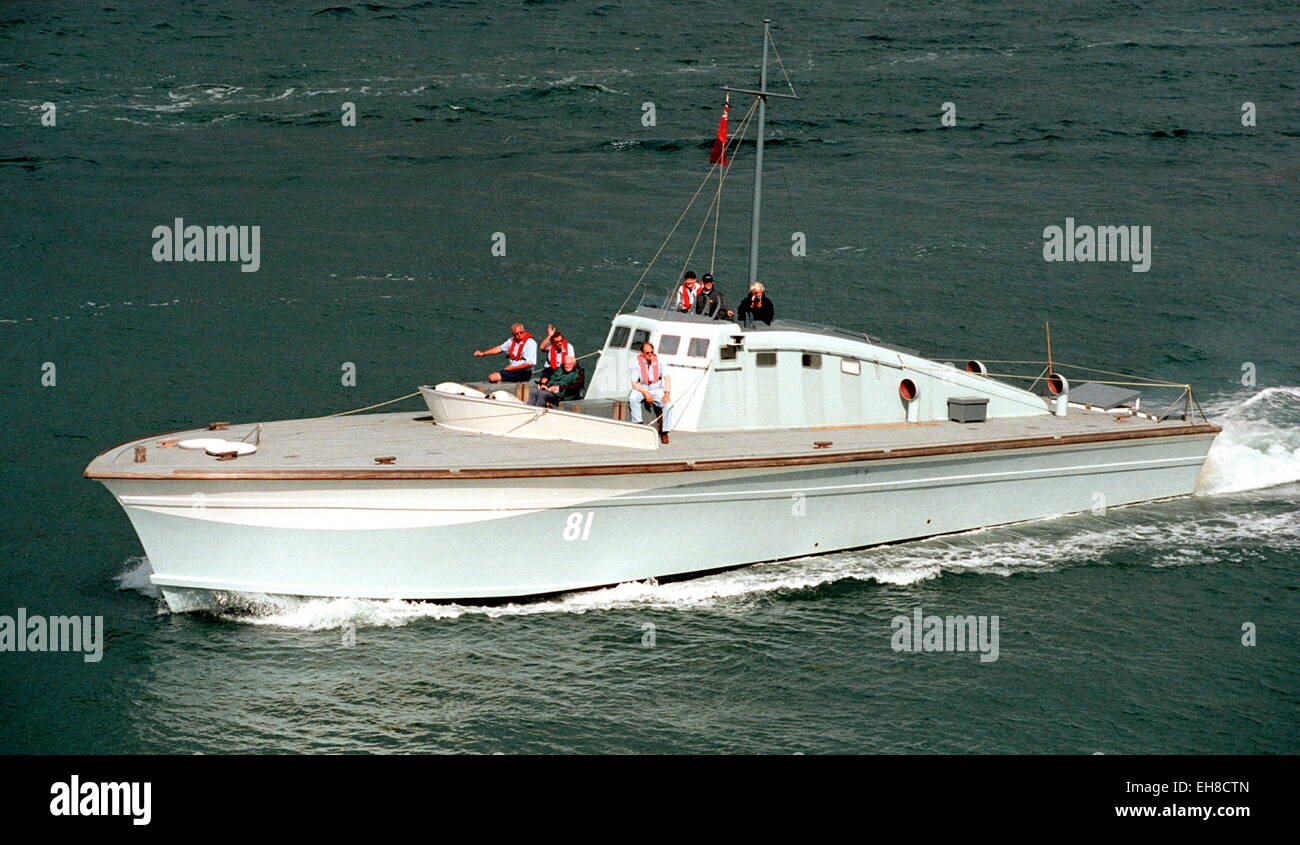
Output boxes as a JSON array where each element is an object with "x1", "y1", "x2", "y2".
[{"x1": 85, "y1": 22, "x2": 1220, "y2": 610}]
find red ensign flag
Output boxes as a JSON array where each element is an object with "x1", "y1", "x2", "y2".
[{"x1": 709, "y1": 99, "x2": 729, "y2": 165}]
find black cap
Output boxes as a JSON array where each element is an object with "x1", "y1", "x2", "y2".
[{"x1": 701, "y1": 273, "x2": 714, "y2": 284}]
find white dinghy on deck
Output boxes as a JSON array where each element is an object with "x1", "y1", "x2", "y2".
[{"x1": 420, "y1": 384, "x2": 659, "y2": 450}]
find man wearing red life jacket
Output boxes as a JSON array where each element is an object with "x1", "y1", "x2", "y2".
[
  {"x1": 675, "y1": 271, "x2": 702, "y2": 313},
  {"x1": 628, "y1": 341, "x2": 672, "y2": 444},
  {"x1": 474, "y1": 323, "x2": 537, "y2": 383},
  {"x1": 537, "y1": 324, "x2": 578, "y2": 385}
]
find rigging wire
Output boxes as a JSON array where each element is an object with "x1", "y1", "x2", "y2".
[
  {"x1": 625, "y1": 26, "x2": 797, "y2": 319},
  {"x1": 609, "y1": 97, "x2": 758, "y2": 320},
  {"x1": 608, "y1": 96, "x2": 759, "y2": 319},
  {"x1": 663, "y1": 101, "x2": 758, "y2": 312},
  {"x1": 766, "y1": 29, "x2": 799, "y2": 99},
  {"x1": 710, "y1": 135, "x2": 725, "y2": 274},
  {"x1": 656, "y1": 98, "x2": 760, "y2": 319},
  {"x1": 931, "y1": 359, "x2": 1186, "y2": 384}
]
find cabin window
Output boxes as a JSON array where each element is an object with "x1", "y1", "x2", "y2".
[
  {"x1": 841, "y1": 357, "x2": 861, "y2": 376},
  {"x1": 688, "y1": 338, "x2": 710, "y2": 358},
  {"x1": 756, "y1": 351, "x2": 777, "y2": 367},
  {"x1": 802, "y1": 353, "x2": 822, "y2": 369},
  {"x1": 631, "y1": 328, "x2": 651, "y2": 349},
  {"x1": 658, "y1": 335, "x2": 681, "y2": 356},
  {"x1": 609, "y1": 326, "x2": 630, "y2": 348},
  {"x1": 720, "y1": 345, "x2": 738, "y2": 361}
]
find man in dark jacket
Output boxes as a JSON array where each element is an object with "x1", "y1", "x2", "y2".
[
  {"x1": 735, "y1": 281, "x2": 774, "y2": 325},
  {"x1": 693, "y1": 273, "x2": 728, "y2": 319},
  {"x1": 527, "y1": 354, "x2": 585, "y2": 407}
]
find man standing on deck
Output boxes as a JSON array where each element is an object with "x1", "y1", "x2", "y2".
[
  {"x1": 475, "y1": 323, "x2": 537, "y2": 383},
  {"x1": 629, "y1": 341, "x2": 672, "y2": 444}
]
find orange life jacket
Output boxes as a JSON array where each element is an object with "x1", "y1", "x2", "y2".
[
  {"x1": 507, "y1": 333, "x2": 534, "y2": 362},
  {"x1": 637, "y1": 354, "x2": 661, "y2": 386},
  {"x1": 546, "y1": 338, "x2": 570, "y2": 369}
]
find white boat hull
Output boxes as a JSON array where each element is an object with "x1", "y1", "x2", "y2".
[{"x1": 102, "y1": 431, "x2": 1216, "y2": 607}]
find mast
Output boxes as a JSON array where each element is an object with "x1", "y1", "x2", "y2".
[
  {"x1": 724, "y1": 20, "x2": 798, "y2": 286},
  {"x1": 749, "y1": 21, "x2": 769, "y2": 286}
]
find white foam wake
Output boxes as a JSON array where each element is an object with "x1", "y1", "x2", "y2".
[
  {"x1": 115, "y1": 556, "x2": 161, "y2": 598},
  {"x1": 1196, "y1": 387, "x2": 1300, "y2": 495}
]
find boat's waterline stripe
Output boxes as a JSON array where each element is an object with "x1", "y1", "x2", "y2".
[
  {"x1": 114, "y1": 453, "x2": 1206, "y2": 511},
  {"x1": 86, "y1": 423, "x2": 1220, "y2": 481}
]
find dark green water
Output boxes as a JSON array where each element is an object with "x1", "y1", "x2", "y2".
[{"x1": 1, "y1": 0, "x2": 1297, "y2": 753}]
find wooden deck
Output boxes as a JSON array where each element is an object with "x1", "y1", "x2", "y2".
[{"x1": 85, "y1": 405, "x2": 1220, "y2": 480}]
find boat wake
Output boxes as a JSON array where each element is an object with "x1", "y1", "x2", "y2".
[
  {"x1": 1196, "y1": 386, "x2": 1300, "y2": 495},
  {"x1": 116, "y1": 556, "x2": 161, "y2": 599}
]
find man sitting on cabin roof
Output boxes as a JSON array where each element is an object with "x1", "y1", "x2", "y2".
[
  {"x1": 474, "y1": 323, "x2": 538, "y2": 383},
  {"x1": 694, "y1": 273, "x2": 728, "y2": 319},
  {"x1": 629, "y1": 341, "x2": 672, "y2": 445},
  {"x1": 527, "y1": 353, "x2": 585, "y2": 408},
  {"x1": 735, "y1": 281, "x2": 774, "y2": 326}
]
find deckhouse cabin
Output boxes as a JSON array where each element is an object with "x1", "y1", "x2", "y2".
[{"x1": 584, "y1": 296, "x2": 1056, "y2": 432}]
